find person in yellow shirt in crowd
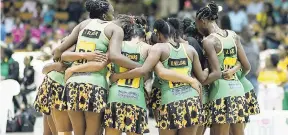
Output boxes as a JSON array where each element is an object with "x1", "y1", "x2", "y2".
[{"x1": 277, "y1": 46, "x2": 288, "y2": 110}]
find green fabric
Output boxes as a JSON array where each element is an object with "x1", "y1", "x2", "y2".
[
  {"x1": 68, "y1": 20, "x2": 110, "y2": 89},
  {"x1": 160, "y1": 43, "x2": 198, "y2": 105},
  {"x1": 283, "y1": 91, "x2": 288, "y2": 110},
  {"x1": 1, "y1": 60, "x2": 9, "y2": 78},
  {"x1": 109, "y1": 41, "x2": 146, "y2": 108},
  {"x1": 237, "y1": 71, "x2": 254, "y2": 93},
  {"x1": 67, "y1": 73, "x2": 108, "y2": 89},
  {"x1": 209, "y1": 31, "x2": 245, "y2": 101},
  {"x1": 152, "y1": 74, "x2": 161, "y2": 88},
  {"x1": 202, "y1": 86, "x2": 209, "y2": 104},
  {"x1": 47, "y1": 71, "x2": 65, "y2": 86},
  {"x1": 1, "y1": 58, "x2": 14, "y2": 78}
]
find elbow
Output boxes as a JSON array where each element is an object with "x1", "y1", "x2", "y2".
[
  {"x1": 244, "y1": 64, "x2": 251, "y2": 73},
  {"x1": 215, "y1": 71, "x2": 222, "y2": 79},
  {"x1": 108, "y1": 53, "x2": 119, "y2": 62}
]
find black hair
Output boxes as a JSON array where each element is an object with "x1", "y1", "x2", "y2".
[
  {"x1": 85, "y1": 0, "x2": 110, "y2": 19},
  {"x1": 183, "y1": 18, "x2": 197, "y2": 37},
  {"x1": 4, "y1": 48, "x2": 13, "y2": 59},
  {"x1": 182, "y1": 18, "x2": 203, "y2": 43},
  {"x1": 116, "y1": 14, "x2": 135, "y2": 41},
  {"x1": 196, "y1": 1, "x2": 219, "y2": 21},
  {"x1": 270, "y1": 54, "x2": 279, "y2": 67},
  {"x1": 167, "y1": 18, "x2": 183, "y2": 38},
  {"x1": 220, "y1": 15, "x2": 231, "y2": 30},
  {"x1": 153, "y1": 19, "x2": 175, "y2": 38},
  {"x1": 133, "y1": 15, "x2": 147, "y2": 38}
]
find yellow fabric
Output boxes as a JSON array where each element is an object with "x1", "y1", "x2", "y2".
[
  {"x1": 258, "y1": 70, "x2": 286, "y2": 85},
  {"x1": 256, "y1": 13, "x2": 267, "y2": 28}
]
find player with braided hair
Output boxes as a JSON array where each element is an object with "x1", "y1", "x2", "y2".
[
  {"x1": 52, "y1": 0, "x2": 143, "y2": 134},
  {"x1": 109, "y1": 19, "x2": 208, "y2": 135},
  {"x1": 195, "y1": 1, "x2": 251, "y2": 135}
]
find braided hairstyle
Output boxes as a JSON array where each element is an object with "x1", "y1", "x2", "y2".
[
  {"x1": 153, "y1": 19, "x2": 175, "y2": 39},
  {"x1": 196, "y1": 1, "x2": 219, "y2": 21},
  {"x1": 167, "y1": 18, "x2": 183, "y2": 38},
  {"x1": 85, "y1": 0, "x2": 111, "y2": 19},
  {"x1": 133, "y1": 15, "x2": 147, "y2": 39},
  {"x1": 116, "y1": 14, "x2": 135, "y2": 41}
]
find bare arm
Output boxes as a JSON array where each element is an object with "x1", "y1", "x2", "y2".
[
  {"x1": 235, "y1": 35, "x2": 251, "y2": 76},
  {"x1": 65, "y1": 60, "x2": 109, "y2": 81},
  {"x1": 107, "y1": 24, "x2": 142, "y2": 69},
  {"x1": 222, "y1": 61, "x2": 242, "y2": 79},
  {"x1": 111, "y1": 45, "x2": 162, "y2": 80},
  {"x1": 61, "y1": 51, "x2": 107, "y2": 62},
  {"x1": 155, "y1": 62, "x2": 196, "y2": 84},
  {"x1": 189, "y1": 47, "x2": 207, "y2": 83},
  {"x1": 202, "y1": 38, "x2": 222, "y2": 85},
  {"x1": 53, "y1": 20, "x2": 91, "y2": 60},
  {"x1": 42, "y1": 62, "x2": 66, "y2": 74}
]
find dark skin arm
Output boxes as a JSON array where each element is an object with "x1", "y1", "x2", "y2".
[
  {"x1": 53, "y1": 20, "x2": 91, "y2": 60},
  {"x1": 111, "y1": 45, "x2": 162, "y2": 80},
  {"x1": 105, "y1": 23, "x2": 142, "y2": 69},
  {"x1": 222, "y1": 61, "x2": 241, "y2": 80},
  {"x1": 202, "y1": 37, "x2": 222, "y2": 85},
  {"x1": 42, "y1": 62, "x2": 66, "y2": 74},
  {"x1": 185, "y1": 45, "x2": 208, "y2": 83},
  {"x1": 235, "y1": 34, "x2": 251, "y2": 76},
  {"x1": 61, "y1": 51, "x2": 107, "y2": 62},
  {"x1": 65, "y1": 60, "x2": 109, "y2": 81}
]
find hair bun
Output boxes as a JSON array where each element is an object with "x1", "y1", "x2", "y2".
[{"x1": 208, "y1": 1, "x2": 219, "y2": 19}]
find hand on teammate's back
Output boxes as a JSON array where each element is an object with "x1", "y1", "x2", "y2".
[{"x1": 84, "y1": 51, "x2": 107, "y2": 62}]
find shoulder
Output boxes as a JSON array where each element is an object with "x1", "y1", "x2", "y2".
[
  {"x1": 183, "y1": 43, "x2": 198, "y2": 56},
  {"x1": 79, "y1": 19, "x2": 92, "y2": 30},
  {"x1": 202, "y1": 35, "x2": 219, "y2": 47}
]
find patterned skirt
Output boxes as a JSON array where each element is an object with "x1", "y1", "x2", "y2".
[
  {"x1": 34, "y1": 76, "x2": 65, "y2": 115},
  {"x1": 104, "y1": 102, "x2": 149, "y2": 134},
  {"x1": 208, "y1": 96, "x2": 248, "y2": 125},
  {"x1": 157, "y1": 97, "x2": 203, "y2": 130},
  {"x1": 244, "y1": 90, "x2": 261, "y2": 123},
  {"x1": 64, "y1": 82, "x2": 107, "y2": 113},
  {"x1": 149, "y1": 87, "x2": 161, "y2": 110},
  {"x1": 201, "y1": 103, "x2": 210, "y2": 127}
]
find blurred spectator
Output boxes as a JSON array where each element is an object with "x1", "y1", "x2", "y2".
[
  {"x1": 246, "y1": 0, "x2": 264, "y2": 16},
  {"x1": 241, "y1": 25, "x2": 261, "y2": 95},
  {"x1": 29, "y1": 19, "x2": 42, "y2": 50},
  {"x1": 1, "y1": 47, "x2": 19, "y2": 81},
  {"x1": 43, "y1": 5, "x2": 55, "y2": 25},
  {"x1": 57, "y1": 0, "x2": 68, "y2": 12},
  {"x1": 228, "y1": 1, "x2": 249, "y2": 33},
  {"x1": 20, "y1": 0, "x2": 38, "y2": 18},
  {"x1": 281, "y1": 1, "x2": 288, "y2": 24},
  {"x1": 256, "y1": 2, "x2": 275, "y2": 29},
  {"x1": 20, "y1": 56, "x2": 36, "y2": 108},
  {"x1": 4, "y1": 9, "x2": 15, "y2": 36},
  {"x1": 159, "y1": 0, "x2": 179, "y2": 18},
  {"x1": 12, "y1": 18, "x2": 26, "y2": 49},
  {"x1": 178, "y1": 0, "x2": 194, "y2": 20},
  {"x1": 67, "y1": 0, "x2": 83, "y2": 23},
  {"x1": 0, "y1": 45, "x2": 21, "y2": 112}
]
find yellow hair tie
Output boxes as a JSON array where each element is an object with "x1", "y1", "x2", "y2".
[{"x1": 154, "y1": 29, "x2": 157, "y2": 33}]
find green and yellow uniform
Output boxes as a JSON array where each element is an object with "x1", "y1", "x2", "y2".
[
  {"x1": 157, "y1": 43, "x2": 203, "y2": 130},
  {"x1": 236, "y1": 71, "x2": 260, "y2": 122},
  {"x1": 208, "y1": 31, "x2": 248, "y2": 124},
  {"x1": 65, "y1": 19, "x2": 111, "y2": 113},
  {"x1": 104, "y1": 41, "x2": 149, "y2": 134},
  {"x1": 34, "y1": 71, "x2": 66, "y2": 115}
]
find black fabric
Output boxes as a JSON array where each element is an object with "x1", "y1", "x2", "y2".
[{"x1": 186, "y1": 37, "x2": 206, "y2": 69}]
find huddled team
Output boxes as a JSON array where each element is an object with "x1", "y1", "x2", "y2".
[{"x1": 33, "y1": 0, "x2": 260, "y2": 135}]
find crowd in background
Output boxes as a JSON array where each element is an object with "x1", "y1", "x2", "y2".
[{"x1": 1, "y1": 0, "x2": 288, "y2": 112}]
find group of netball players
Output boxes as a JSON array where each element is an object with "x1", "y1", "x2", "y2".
[{"x1": 33, "y1": 0, "x2": 260, "y2": 135}]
